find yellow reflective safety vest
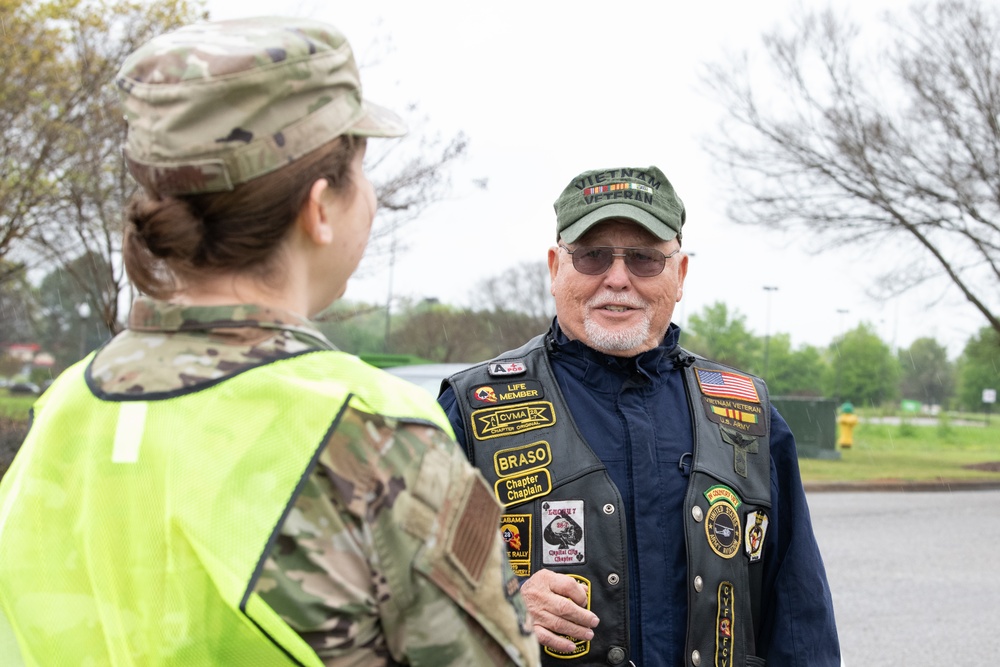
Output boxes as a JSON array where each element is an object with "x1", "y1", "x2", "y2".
[{"x1": 0, "y1": 351, "x2": 453, "y2": 666}]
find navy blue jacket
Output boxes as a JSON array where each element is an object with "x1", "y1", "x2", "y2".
[{"x1": 439, "y1": 321, "x2": 840, "y2": 666}]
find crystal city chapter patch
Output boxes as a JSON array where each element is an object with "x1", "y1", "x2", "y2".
[
  {"x1": 488, "y1": 360, "x2": 527, "y2": 377},
  {"x1": 542, "y1": 500, "x2": 585, "y2": 566},
  {"x1": 715, "y1": 581, "x2": 735, "y2": 667},
  {"x1": 543, "y1": 574, "x2": 592, "y2": 660},
  {"x1": 470, "y1": 401, "x2": 556, "y2": 441},
  {"x1": 745, "y1": 510, "x2": 769, "y2": 562},
  {"x1": 494, "y1": 469, "x2": 552, "y2": 507},
  {"x1": 493, "y1": 440, "x2": 552, "y2": 478},
  {"x1": 695, "y1": 368, "x2": 761, "y2": 403},
  {"x1": 469, "y1": 380, "x2": 544, "y2": 407},
  {"x1": 500, "y1": 513, "x2": 532, "y2": 576},
  {"x1": 704, "y1": 485, "x2": 742, "y2": 559}
]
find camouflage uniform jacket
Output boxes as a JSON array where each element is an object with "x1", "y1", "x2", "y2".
[{"x1": 85, "y1": 298, "x2": 539, "y2": 666}]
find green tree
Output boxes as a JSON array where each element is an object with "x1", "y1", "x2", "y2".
[
  {"x1": 2, "y1": 0, "x2": 207, "y2": 335},
  {"x1": 898, "y1": 337, "x2": 955, "y2": 407},
  {"x1": 828, "y1": 323, "x2": 900, "y2": 407},
  {"x1": 0, "y1": 262, "x2": 38, "y2": 345},
  {"x1": 764, "y1": 334, "x2": 828, "y2": 397},
  {"x1": 684, "y1": 302, "x2": 762, "y2": 370},
  {"x1": 703, "y1": 0, "x2": 1000, "y2": 340},
  {"x1": 955, "y1": 327, "x2": 1000, "y2": 411}
]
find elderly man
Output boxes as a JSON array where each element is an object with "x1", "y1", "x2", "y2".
[{"x1": 439, "y1": 166, "x2": 841, "y2": 667}]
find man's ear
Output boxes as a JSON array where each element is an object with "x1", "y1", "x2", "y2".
[
  {"x1": 547, "y1": 245, "x2": 560, "y2": 296},
  {"x1": 298, "y1": 178, "x2": 334, "y2": 245}
]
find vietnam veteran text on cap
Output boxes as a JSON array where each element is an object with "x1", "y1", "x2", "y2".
[
  {"x1": 553, "y1": 166, "x2": 686, "y2": 243},
  {"x1": 116, "y1": 16, "x2": 406, "y2": 196}
]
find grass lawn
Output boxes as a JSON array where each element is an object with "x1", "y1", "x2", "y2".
[
  {"x1": 0, "y1": 393, "x2": 35, "y2": 419},
  {"x1": 799, "y1": 417, "x2": 1000, "y2": 484}
]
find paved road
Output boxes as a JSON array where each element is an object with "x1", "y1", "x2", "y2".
[{"x1": 808, "y1": 489, "x2": 999, "y2": 666}]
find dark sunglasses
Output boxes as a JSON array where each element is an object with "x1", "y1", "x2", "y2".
[{"x1": 558, "y1": 244, "x2": 679, "y2": 277}]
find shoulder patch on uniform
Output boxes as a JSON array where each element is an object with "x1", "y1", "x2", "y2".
[
  {"x1": 470, "y1": 401, "x2": 556, "y2": 441},
  {"x1": 694, "y1": 368, "x2": 760, "y2": 403},
  {"x1": 447, "y1": 476, "x2": 501, "y2": 586}
]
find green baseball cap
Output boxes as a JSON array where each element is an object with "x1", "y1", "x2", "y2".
[
  {"x1": 116, "y1": 17, "x2": 406, "y2": 196},
  {"x1": 553, "y1": 166, "x2": 685, "y2": 243}
]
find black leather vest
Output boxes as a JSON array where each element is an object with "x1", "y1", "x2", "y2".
[{"x1": 447, "y1": 336, "x2": 772, "y2": 667}]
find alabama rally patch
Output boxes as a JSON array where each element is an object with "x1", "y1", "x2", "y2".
[
  {"x1": 500, "y1": 513, "x2": 532, "y2": 576},
  {"x1": 470, "y1": 401, "x2": 556, "y2": 441}
]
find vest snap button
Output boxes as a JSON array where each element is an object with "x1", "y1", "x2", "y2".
[
  {"x1": 691, "y1": 649, "x2": 702, "y2": 666},
  {"x1": 692, "y1": 505, "x2": 704, "y2": 522},
  {"x1": 694, "y1": 575, "x2": 703, "y2": 592},
  {"x1": 603, "y1": 503, "x2": 615, "y2": 514},
  {"x1": 608, "y1": 573, "x2": 620, "y2": 585},
  {"x1": 607, "y1": 646, "x2": 626, "y2": 664}
]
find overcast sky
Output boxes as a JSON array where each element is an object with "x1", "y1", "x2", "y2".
[{"x1": 205, "y1": 0, "x2": 985, "y2": 358}]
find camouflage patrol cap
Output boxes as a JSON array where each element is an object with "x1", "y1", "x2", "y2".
[
  {"x1": 116, "y1": 16, "x2": 406, "y2": 196},
  {"x1": 554, "y1": 166, "x2": 685, "y2": 243}
]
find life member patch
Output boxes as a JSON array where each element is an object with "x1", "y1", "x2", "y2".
[
  {"x1": 495, "y1": 469, "x2": 552, "y2": 507},
  {"x1": 704, "y1": 485, "x2": 742, "y2": 559},
  {"x1": 542, "y1": 499, "x2": 585, "y2": 566},
  {"x1": 469, "y1": 380, "x2": 544, "y2": 407},
  {"x1": 543, "y1": 573, "x2": 592, "y2": 660},
  {"x1": 488, "y1": 360, "x2": 527, "y2": 377},
  {"x1": 715, "y1": 581, "x2": 735, "y2": 667},
  {"x1": 493, "y1": 441, "x2": 552, "y2": 478},
  {"x1": 501, "y1": 513, "x2": 532, "y2": 577},
  {"x1": 470, "y1": 401, "x2": 556, "y2": 441},
  {"x1": 745, "y1": 510, "x2": 769, "y2": 562}
]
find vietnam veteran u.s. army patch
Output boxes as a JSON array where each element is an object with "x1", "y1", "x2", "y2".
[
  {"x1": 695, "y1": 368, "x2": 767, "y2": 438},
  {"x1": 704, "y1": 485, "x2": 742, "y2": 559}
]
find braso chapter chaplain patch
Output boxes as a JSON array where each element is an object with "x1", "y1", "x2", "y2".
[{"x1": 704, "y1": 485, "x2": 742, "y2": 559}]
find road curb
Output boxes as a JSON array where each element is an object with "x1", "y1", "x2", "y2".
[{"x1": 805, "y1": 479, "x2": 1000, "y2": 493}]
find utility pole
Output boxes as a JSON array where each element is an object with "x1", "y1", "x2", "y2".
[{"x1": 762, "y1": 286, "x2": 779, "y2": 379}]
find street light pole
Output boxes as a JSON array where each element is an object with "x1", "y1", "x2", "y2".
[{"x1": 762, "y1": 286, "x2": 778, "y2": 380}]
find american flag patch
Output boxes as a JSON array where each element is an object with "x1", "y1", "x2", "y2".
[{"x1": 695, "y1": 369, "x2": 760, "y2": 403}]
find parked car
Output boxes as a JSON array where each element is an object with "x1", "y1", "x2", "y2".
[
  {"x1": 383, "y1": 363, "x2": 472, "y2": 396},
  {"x1": 8, "y1": 382, "x2": 40, "y2": 396}
]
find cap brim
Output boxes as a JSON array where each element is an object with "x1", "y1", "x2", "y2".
[
  {"x1": 346, "y1": 99, "x2": 407, "y2": 138},
  {"x1": 560, "y1": 203, "x2": 679, "y2": 244}
]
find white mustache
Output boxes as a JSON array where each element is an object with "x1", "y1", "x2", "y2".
[{"x1": 587, "y1": 295, "x2": 646, "y2": 310}]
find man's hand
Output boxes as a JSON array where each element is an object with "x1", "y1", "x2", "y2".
[{"x1": 519, "y1": 569, "x2": 600, "y2": 653}]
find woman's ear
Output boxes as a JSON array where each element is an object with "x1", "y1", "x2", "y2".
[{"x1": 297, "y1": 178, "x2": 334, "y2": 245}]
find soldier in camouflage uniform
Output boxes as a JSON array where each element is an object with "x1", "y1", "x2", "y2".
[{"x1": 0, "y1": 17, "x2": 539, "y2": 667}]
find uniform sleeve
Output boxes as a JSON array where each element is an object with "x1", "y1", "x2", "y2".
[
  {"x1": 758, "y1": 406, "x2": 842, "y2": 666},
  {"x1": 256, "y1": 407, "x2": 539, "y2": 667},
  {"x1": 437, "y1": 385, "x2": 468, "y2": 458}
]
